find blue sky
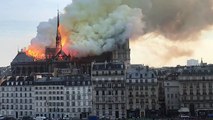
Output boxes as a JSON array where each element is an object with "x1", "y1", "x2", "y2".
[{"x1": 0, "y1": 0, "x2": 71, "y2": 66}]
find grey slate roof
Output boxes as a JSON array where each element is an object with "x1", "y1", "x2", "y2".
[
  {"x1": 12, "y1": 51, "x2": 34, "y2": 63},
  {"x1": 92, "y1": 62, "x2": 125, "y2": 70}
]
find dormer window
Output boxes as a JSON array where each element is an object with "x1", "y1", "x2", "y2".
[
  {"x1": 20, "y1": 82, "x2": 23, "y2": 85},
  {"x1": 6, "y1": 82, "x2": 9, "y2": 86},
  {"x1": 11, "y1": 82, "x2": 14, "y2": 85}
]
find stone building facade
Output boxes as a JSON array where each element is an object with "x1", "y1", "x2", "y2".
[
  {"x1": 126, "y1": 65, "x2": 159, "y2": 118},
  {"x1": 178, "y1": 65, "x2": 213, "y2": 116},
  {"x1": 164, "y1": 73, "x2": 180, "y2": 116},
  {"x1": 91, "y1": 62, "x2": 126, "y2": 119},
  {"x1": 0, "y1": 76, "x2": 34, "y2": 118},
  {"x1": 0, "y1": 75, "x2": 92, "y2": 119}
]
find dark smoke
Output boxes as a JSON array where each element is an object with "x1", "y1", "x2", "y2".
[{"x1": 126, "y1": 0, "x2": 213, "y2": 40}]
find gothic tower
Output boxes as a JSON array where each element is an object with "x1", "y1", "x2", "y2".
[{"x1": 112, "y1": 39, "x2": 130, "y2": 67}]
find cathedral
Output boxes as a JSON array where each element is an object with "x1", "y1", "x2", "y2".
[{"x1": 11, "y1": 11, "x2": 130, "y2": 76}]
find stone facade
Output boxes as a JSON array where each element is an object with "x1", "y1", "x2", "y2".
[
  {"x1": 126, "y1": 65, "x2": 159, "y2": 118},
  {"x1": 91, "y1": 62, "x2": 126, "y2": 119},
  {"x1": 178, "y1": 65, "x2": 213, "y2": 116},
  {"x1": 0, "y1": 75, "x2": 92, "y2": 119}
]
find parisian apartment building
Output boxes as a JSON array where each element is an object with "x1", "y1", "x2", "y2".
[
  {"x1": 91, "y1": 62, "x2": 126, "y2": 119},
  {"x1": 164, "y1": 73, "x2": 180, "y2": 117},
  {"x1": 0, "y1": 75, "x2": 92, "y2": 119},
  {"x1": 178, "y1": 65, "x2": 213, "y2": 116},
  {"x1": 126, "y1": 65, "x2": 159, "y2": 118},
  {"x1": 1, "y1": 62, "x2": 213, "y2": 118}
]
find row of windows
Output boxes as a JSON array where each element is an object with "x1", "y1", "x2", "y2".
[
  {"x1": 35, "y1": 86, "x2": 63, "y2": 90},
  {"x1": 127, "y1": 73, "x2": 155, "y2": 78},
  {"x1": 183, "y1": 83, "x2": 213, "y2": 88},
  {"x1": 127, "y1": 79, "x2": 156, "y2": 83},
  {"x1": 167, "y1": 93, "x2": 178, "y2": 99},
  {"x1": 2, "y1": 104, "x2": 33, "y2": 110},
  {"x1": 128, "y1": 86, "x2": 156, "y2": 91},
  {"x1": 36, "y1": 107, "x2": 91, "y2": 113},
  {"x1": 95, "y1": 83, "x2": 124, "y2": 88},
  {"x1": 1, "y1": 87, "x2": 32, "y2": 91},
  {"x1": 5, "y1": 81, "x2": 33, "y2": 86},
  {"x1": 96, "y1": 90, "x2": 124, "y2": 95},
  {"x1": 35, "y1": 96, "x2": 64, "y2": 101},
  {"x1": 2, "y1": 92, "x2": 32, "y2": 97},
  {"x1": 183, "y1": 103, "x2": 213, "y2": 108},
  {"x1": 35, "y1": 91, "x2": 63, "y2": 95},
  {"x1": 92, "y1": 71, "x2": 124, "y2": 76},
  {"x1": 2, "y1": 99, "x2": 33, "y2": 103},
  {"x1": 2, "y1": 111, "x2": 33, "y2": 117},
  {"x1": 128, "y1": 99, "x2": 156, "y2": 104},
  {"x1": 182, "y1": 91, "x2": 213, "y2": 95},
  {"x1": 95, "y1": 96, "x2": 125, "y2": 102},
  {"x1": 95, "y1": 104, "x2": 125, "y2": 109},
  {"x1": 36, "y1": 102, "x2": 64, "y2": 107},
  {"x1": 66, "y1": 89, "x2": 91, "y2": 94},
  {"x1": 128, "y1": 91, "x2": 157, "y2": 97}
]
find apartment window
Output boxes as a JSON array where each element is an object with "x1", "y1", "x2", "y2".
[
  {"x1": 167, "y1": 94, "x2": 170, "y2": 98},
  {"x1": 72, "y1": 108, "x2": 75, "y2": 112},
  {"x1": 72, "y1": 102, "x2": 75, "y2": 106},
  {"x1": 171, "y1": 94, "x2": 173, "y2": 98}
]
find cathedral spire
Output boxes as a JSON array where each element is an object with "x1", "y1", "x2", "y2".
[{"x1": 56, "y1": 10, "x2": 62, "y2": 52}]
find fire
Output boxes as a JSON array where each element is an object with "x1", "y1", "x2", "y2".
[
  {"x1": 25, "y1": 46, "x2": 45, "y2": 60},
  {"x1": 59, "y1": 25, "x2": 70, "y2": 47},
  {"x1": 25, "y1": 25, "x2": 76, "y2": 60}
]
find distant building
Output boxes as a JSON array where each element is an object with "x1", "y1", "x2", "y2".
[
  {"x1": 126, "y1": 65, "x2": 159, "y2": 118},
  {"x1": 0, "y1": 75, "x2": 92, "y2": 119},
  {"x1": 164, "y1": 73, "x2": 180, "y2": 117},
  {"x1": 178, "y1": 65, "x2": 213, "y2": 116},
  {"x1": 34, "y1": 75, "x2": 92, "y2": 119},
  {"x1": 187, "y1": 59, "x2": 199, "y2": 66},
  {"x1": 91, "y1": 62, "x2": 126, "y2": 119},
  {"x1": 0, "y1": 76, "x2": 34, "y2": 118}
]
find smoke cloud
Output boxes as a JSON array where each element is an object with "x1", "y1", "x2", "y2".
[{"x1": 27, "y1": 0, "x2": 213, "y2": 60}]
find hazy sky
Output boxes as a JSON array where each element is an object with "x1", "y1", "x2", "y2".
[
  {"x1": 0, "y1": 0, "x2": 71, "y2": 67},
  {"x1": 0, "y1": 0, "x2": 213, "y2": 67}
]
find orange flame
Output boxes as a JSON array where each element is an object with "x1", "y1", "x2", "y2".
[
  {"x1": 25, "y1": 46, "x2": 45, "y2": 60},
  {"x1": 25, "y1": 25, "x2": 76, "y2": 60},
  {"x1": 59, "y1": 25, "x2": 70, "y2": 48}
]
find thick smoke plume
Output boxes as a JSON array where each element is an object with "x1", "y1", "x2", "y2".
[{"x1": 26, "y1": 0, "x2": 213, "y2": 59}]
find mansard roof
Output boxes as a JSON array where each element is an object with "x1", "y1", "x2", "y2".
[
  {"x1": 126, "y1": 65, "x2": 156, "y2": 79},
  {"x1": 12, "y1": 51, "x2": 34, "y2": 63},
  {"x1": 180, "y1": 65, "x2": 213, "y2": 76},
  {"x1": 92, "y1": 62, "x2": 125, "y2": 70},
  {"x1": 1, "y1": 76, "x2": 34, "y2": 86},
  {"x1": 0, "y1": 75, "x2": 91, "y2": 86},
  {"x1": 34, "y1": 74, "x2": 91, "y2": 86}
]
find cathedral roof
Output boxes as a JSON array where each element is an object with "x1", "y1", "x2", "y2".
[{"x1": 12, "y1": 51, "x2": 34, "y2": 63}]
